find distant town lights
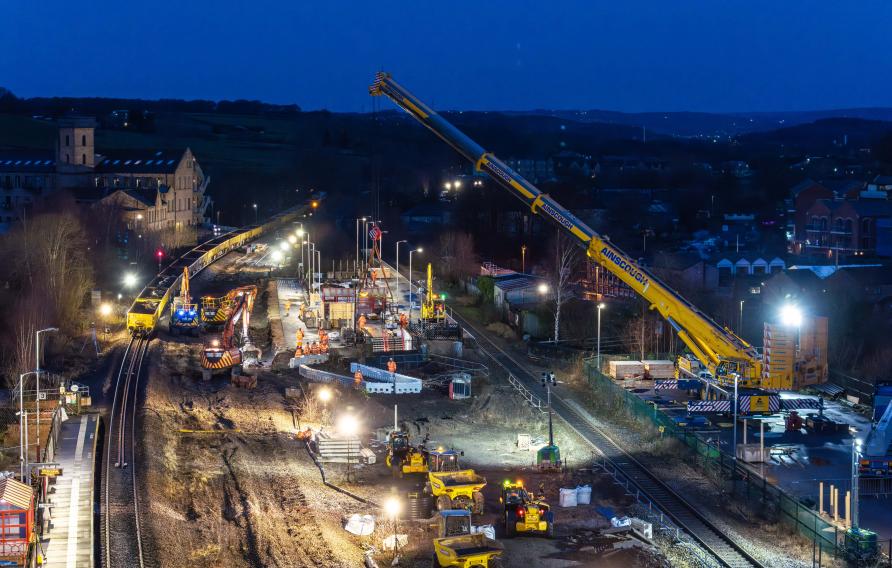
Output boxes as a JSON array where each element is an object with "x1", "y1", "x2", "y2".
[{"x1": 780, "y1": 304, "x2": 802, "y2": 327}]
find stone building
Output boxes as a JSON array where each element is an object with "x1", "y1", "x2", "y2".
[{"x1": 0, "y1": 116, "x2": 210, "y2": 233}]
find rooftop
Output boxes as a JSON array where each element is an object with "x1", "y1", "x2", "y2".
[{"x1": 94, "y1": 149, "x2": 185, "y2": 174}]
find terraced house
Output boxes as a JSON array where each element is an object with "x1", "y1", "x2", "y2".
[{"x1": 0, "y1": 115, "x2": 211, "y2": 233}]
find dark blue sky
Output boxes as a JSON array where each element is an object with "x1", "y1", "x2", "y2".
[{"x1": 3, "y1": 1, "x2": 890, "y2": 113}]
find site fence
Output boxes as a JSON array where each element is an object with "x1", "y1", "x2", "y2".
[{"x1": 583, "y1": 358, "x2": 845, "y2": 557}]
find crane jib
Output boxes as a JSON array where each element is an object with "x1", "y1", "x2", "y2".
[{"x1": 599, "y1": 245, "x2": 650, "y2": 290}]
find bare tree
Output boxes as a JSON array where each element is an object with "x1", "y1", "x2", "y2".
[{"x1": 551, "y1": 232, "x2": 580, "y2": 342}]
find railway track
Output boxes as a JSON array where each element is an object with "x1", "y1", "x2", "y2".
[
  {"x1": 101, "y1": 336, "x2": 150, "y2": 568},
  {"x1": 449, "y1": 310, "x2": 766, "y2": 568}
]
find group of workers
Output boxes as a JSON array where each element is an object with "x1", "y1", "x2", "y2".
[{"x1": 294, "y1": 327, "x2": 330, "y2": 357}]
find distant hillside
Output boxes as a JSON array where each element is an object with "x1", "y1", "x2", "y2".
[
  {"x1": 738, "y1": 117, "x2": 892, "y2": 153},
  {"x1": 501, "y1": 107, "x2": 892, "y2": 138}
]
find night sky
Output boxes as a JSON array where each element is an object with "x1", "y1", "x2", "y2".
[{"x1": 3, "y1": 0, "x2": 890, "y2": 113}]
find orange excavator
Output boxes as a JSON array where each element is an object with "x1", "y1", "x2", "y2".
[{"x1": 201, "y1": 285, "x2": 259, "y2": 380}]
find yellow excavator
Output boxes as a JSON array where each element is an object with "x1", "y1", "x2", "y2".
[
  {"x1": 370, "y1": 72, "x2": 769, "y2": 391},
  {"x1": 422, "y1": 262, "x2": 446, "y2": 322}
]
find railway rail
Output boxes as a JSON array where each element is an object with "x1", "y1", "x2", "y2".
[
  {"x1": 449, "y1": 310, "x2": 766, "y2": 568},
  {"x1": 101, "y1": 337, "x2": 149, "y2": 568}
]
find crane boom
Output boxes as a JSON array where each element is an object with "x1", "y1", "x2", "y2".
[{"x1": 370, "y1": 72, "x2": 762, "y2": 385}]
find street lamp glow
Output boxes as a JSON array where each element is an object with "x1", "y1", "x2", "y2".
[
  {"x1": 780, "y1": 304, "x2": 802, "y2": 327},
  {"x1": 416, "y1": 247, "x2": 423, "y2": 254},
  {"x1": 337, "y1": 414, "x2": 360, "y2": 437},
  {"x1": 99, "y1": 303, "x2": 112, "y2": 317},
  {"x1": 454, "y1": 180, "x2": 462, "y2": 189},
  {"x1": 318, "y1": 387, "x2": 332, "y2": 403},
  {"x1": 444, "y1": 182, "x2": 452, "y2": 190},
  {"x1": 296, "y1": 228, "x2": 305, "y2": 237},
  {"x1": 598, "y1": 302, "x2": 606, "y2": 309},
  {"x1": 123, "y1": 273, "x2": 138, "y2": 288},
  {"x1": 280, "y1": 241, "x2": 291, "y2": 251},
  {"x1": 271, "y1": 250, "x2": 283, "y2": 263},
  {"x1": 383, "y1": 496, "x2": 401, "y2": 518},
  {"x1": 288, "y1": 235, "x2": 298, "y2": 244},
  {"x1": 537, "y1": 283, "x2": 549, "y2": 294}
]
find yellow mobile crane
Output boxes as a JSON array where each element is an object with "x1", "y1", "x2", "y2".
[{"x1": 371, "y1": 73, "x2": 765, "y2": 389}]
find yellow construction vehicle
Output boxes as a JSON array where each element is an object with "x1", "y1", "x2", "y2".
[
  {"x1": 425, "y1": 450, "x2": 486, "y2": 514},
  {"x1": 371, "y1": 73, "x2": 767, "y2": 390},
  {"x1": 432, "y1": 510, "x2": 503, "y2": 568},
  {"x1": 384, "y1": 431, "x2": 429, "y2": 477},
  {"x1": 500, "y1": 480, "x2": 554, "y2": 538},
  {"x1": 422, "y1": 262, "x2": 446, "y2": 322},
  {"x1": 169, "y1": 267, "x2": 200, "y2": 336}
]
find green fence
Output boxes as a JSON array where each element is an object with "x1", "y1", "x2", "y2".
[{"x1": 583, "y1": 358, "x2": 842, "y2": 555}]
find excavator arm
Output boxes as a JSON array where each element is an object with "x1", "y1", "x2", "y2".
[{"x1": 370, "y1": 72, "x2": 762, "y2": 385}]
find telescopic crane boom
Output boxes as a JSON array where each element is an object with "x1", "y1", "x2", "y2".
[{"x1": 370, "y1": 72, "x2": 762, "y2": 386}]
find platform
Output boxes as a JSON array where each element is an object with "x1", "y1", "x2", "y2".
[{"x1": 42, "y1": 413, "x2": 98, "y2": 568}]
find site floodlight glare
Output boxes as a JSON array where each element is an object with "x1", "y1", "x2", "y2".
[
  {"x1": 537, "y1": 283, "x2": 549, "y2": 294},
  {"x1": 780, "y1": 304, "x2": 802, "y2": 327},
  {"x1": 279, "y1": 241, "x2": 290, "y2": 251},
  {"x1": 271, "y1": 250, "x2": 283, "y2": 263},
  {"x1": 211, "y1": 339, "x2": 220, "y2": 347},
  {"x1": 337, "y1": 414, "x2": 360, "y2": 437},
  {"x1": 99, "y1": 303, "x2": 113, "y2": 317},
  {"x1": 383, "y1": 496, "x2": 401, "y2": 518},
  {"x1": 318, "y1": 387, "x2": 332, "y2": 403},
  {"x1": 288, "y1": 235, "x2": 298, "y2": 244},
  {"x1": 123, "y1": 273, "x2": 138, "y2": 288},
  {"x1": 296, "y1": 228, "x2": 305, "y2": 237}
]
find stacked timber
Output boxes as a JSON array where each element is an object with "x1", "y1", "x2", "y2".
[
  {"x1": 608, "y1": 361, "x2": 645, "y2": 380},
  {"x1": 642, "y1": 360, "x2": 674, "y2": 379}
]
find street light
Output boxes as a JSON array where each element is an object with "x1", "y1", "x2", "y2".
[
  {"x1": 383, "y1": 495, "x2": 402, "y2": 560},
  {"x1": 288, "y1": 235, "x2": 298, "y2": 245},
  {"x1": 338, "y1": 413, "x2": 359, "y2": 437},
  {"x1": 597, "y1": 303, "x2": 605, "y2": 371},
  {"x1": 395, "y1": 240, "x2": 408, "y2": 305},
  {"x1": 852, "y1": 438, "x2": 862, "y2": 528},
  {"x1": 17, "y1": 371, "x2": 38, "y2": 481},
  {"x1": 279, "y1": 240, "x2": 290, "y2": 251},
  {"x1": 252, "y1": 203, "x2": 258, "y2": 224},
  {"x1": 409, "y1": 248, "x2": 422, "y2": 316},
  {"x1": 35, "y1": 327, "x2": 57, "y2": 463},
  {"x1": 355, "y1": 217, "x2": 367, "y2": 276},
  {"x1": 123, "y1": 273, "x2": 138, "y2": 288},
  {"x1": 780, "y1": 304, "x2": 802, "y2": 327}
]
